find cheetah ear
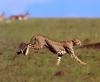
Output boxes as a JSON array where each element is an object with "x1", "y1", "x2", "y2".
[
  {"x1": 72, "y1": 39, "x2": 75, "y2": 42},
  {"x1": 72, "y1": 38, "x2": 79, "y2": 45},
  {"x1": 72, "y1": 39, "x2": 74, "y2": 42},
  {"x1": 72, "y1": 39, "x2": 76, "y2": 46}
]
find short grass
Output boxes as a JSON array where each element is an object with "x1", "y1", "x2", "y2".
[{"x1": 0, "y1": 18, "x2": 100, "y2": 82}]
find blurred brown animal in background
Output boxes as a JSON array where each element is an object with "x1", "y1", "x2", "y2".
[
  {"x1": 0, "y1": 12, "x2": 5, "y2": 22},
  {"x1": 10, "y1": 12, "x2": 29, "y2": 21}
]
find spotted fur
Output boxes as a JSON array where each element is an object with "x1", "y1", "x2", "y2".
[{"x1": 17, "y1": 35, "x2": 86, "y2": 65}]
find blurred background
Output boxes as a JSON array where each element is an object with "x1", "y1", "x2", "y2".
[{"x1": 0, "y1": 0, "x2": 100, "y2": 18}]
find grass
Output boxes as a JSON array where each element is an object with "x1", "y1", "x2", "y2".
[{"x1": 0, "y1": 18, "x2": 100, "y2": 82}]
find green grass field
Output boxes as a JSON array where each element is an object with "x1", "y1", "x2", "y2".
[{"x1": 0, "y1": 18, "x2": 100, "y2": 82}]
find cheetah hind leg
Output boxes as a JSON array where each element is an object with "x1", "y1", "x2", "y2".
[{"x1": 25, "y1": 45, "x2": 30, "y2": 55}]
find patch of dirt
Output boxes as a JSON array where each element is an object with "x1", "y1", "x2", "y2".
[
  {"x1": 0, "y1": 52, "x2": 3, "y2": 55},
  {"x1": 80, "y1": 42, "x2": 100, "y2": 49},
  {"x1": 54, "y1": 71, "x2": 64, "y2": 76},
  {"x1": 53, "y1": 69, "x2": 71, "y2": 77}
]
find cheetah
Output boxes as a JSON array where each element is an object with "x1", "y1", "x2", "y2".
[{"x1": 17, "y1": 34, "x2": 86, "y2": 65}]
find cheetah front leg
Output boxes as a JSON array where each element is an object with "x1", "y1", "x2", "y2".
[{"x1": 70, "y1": 48, "x2": 87, "y2": 65}]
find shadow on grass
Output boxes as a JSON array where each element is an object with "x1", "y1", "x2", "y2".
[{"x1": 80, "y1": 42, "x2": 100, "y2": 49}]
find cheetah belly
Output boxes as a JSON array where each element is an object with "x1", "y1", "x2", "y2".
[{"x1": 57, "y1": 50, "x2": 66, "y2": 55}]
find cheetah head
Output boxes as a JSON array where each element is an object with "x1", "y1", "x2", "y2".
[{"x1": 72, "y1": 39, "x2": 82, "y2": 46}]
